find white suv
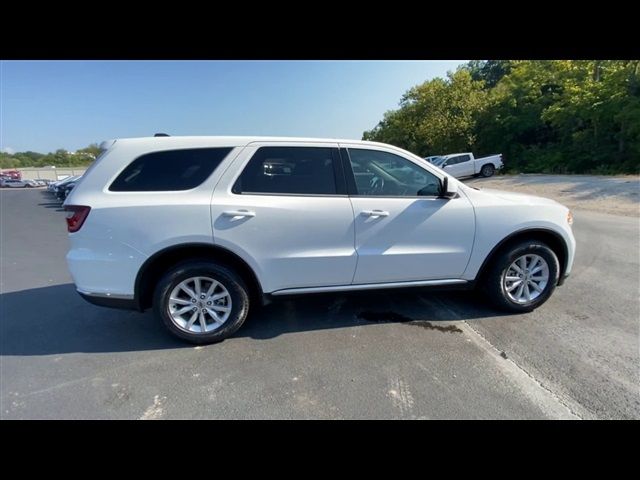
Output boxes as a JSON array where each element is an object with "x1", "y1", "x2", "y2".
[{"x1": 64, "y1": 136, "x2": 575, "y2": 344}]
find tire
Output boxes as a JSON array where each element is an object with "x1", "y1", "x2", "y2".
[
  {"x1": 482, "y1": 240, "x2": 559, "y2": 313},
  {"x1": 480, "y1": 164, "x2": 495, "y2": 177},
  {"x1": 153, "y1": 260, "x2": 250, "y2": 344}
]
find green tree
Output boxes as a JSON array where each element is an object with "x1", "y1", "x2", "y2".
[
  {"x1": 541, "y1": 60, "x2": 640, "y2": 172},
  {"x1": 0, "y1": 143, "x2": 101, "y2": 169},
  {"x1": 466, "y1": 60, "x2": 513, "y2": 88},
  {"x1": 77, "y1": 143, "x2": 102, "y2": 158},
  {"x1": 364, "y1": 69, "x2": 488, "y2": 156},
  {"x1": 363, "y1": 60, "x2": 640, "y2": 174}
]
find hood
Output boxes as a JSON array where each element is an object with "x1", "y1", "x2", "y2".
[{"x1": 475, "y1": 188, "x2": 563, "y2": 207}]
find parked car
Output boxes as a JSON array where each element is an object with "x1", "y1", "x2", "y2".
[
  {"x1": 48, "y1": 176, "x2": 71, "y2": 192},
  {"x1": 51, "y1": 175, "x2": 80, "y2": 195},
  {"x1": 435, "y1": 152, "x2": 503, "y2": 178},
  {"x1": 0, "y1": 169, "x2": 22, "y2": 180},
  {"x1": 64, "y1": 136, "x2": 575, "y2": 344},
  {"x1": 23, "y1": 179, "x2": 40, "y2": 188},
  {"x1": 57, "y1": 181, "x2": 77, "y2": 200},
  {"x1": 2, "y1": 179, "x2": 27, "y2": 188}
]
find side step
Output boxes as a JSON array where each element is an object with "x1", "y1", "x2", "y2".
[{"x1": 270, "y1": 279, "x2": 468, "y2": 296}]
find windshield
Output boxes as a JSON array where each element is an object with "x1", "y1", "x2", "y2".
[{"x1": 431, "y1": 157, "x2": 446, "y2": 166}]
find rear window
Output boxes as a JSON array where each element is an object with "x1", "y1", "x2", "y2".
[
  {"x1": 232, "y1": 146, "x2": 337, "y2": 195},
  {"x1": 109, "y1": 147, "x2": 233, "y2": 192}
]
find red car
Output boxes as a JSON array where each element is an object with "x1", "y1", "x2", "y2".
[{"x1": 0, "y1": 169, "x2": 22, "y2": 180}]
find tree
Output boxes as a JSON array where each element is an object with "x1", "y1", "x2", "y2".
[
  {"x1": 466, "y1": 60, "x2": 513, "y2": 88},
  {"x1": 77, "y1": 143, "x2": 102, "y2": 158},
  {"x1": 0, "y1": 143, "x2": 101, "y2": 169},
  {"x1": 364, "y1": 69, "x2": 488, "y2": 156},
  {"x1": 363, "y1": 60, "x2": 640, "y2": 174}
]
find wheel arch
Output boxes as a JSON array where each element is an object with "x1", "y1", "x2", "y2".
[
  {"x1": 480, "y1": 162, "x2": 496, "y2": 172},
  {"x1": 475, "y1": 228, "x2": 568, "y2": 285},
  {"x1": 135, "y1": 243, "x2": 263, "y2": 311}
]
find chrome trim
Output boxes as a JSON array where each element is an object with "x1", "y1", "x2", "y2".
[
  {"x1": 271, "y1": 279, "x2": 468, "y2": 296},
  {"x1": 76, "y1": 288, "x2": 134, "y2": 300}
]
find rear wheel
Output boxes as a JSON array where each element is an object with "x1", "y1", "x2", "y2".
[
  {"x1": 153, "y1": 261, "x2": 250, "y2": 344},
  {"x1": 480, "y1": 164, "x2": 495, "y2": 177},
  {"x1": 482, "y1": 241, "x2": 559, "y2": 312}
]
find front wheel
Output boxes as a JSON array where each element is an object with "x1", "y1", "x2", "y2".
[
  {"x1": 480, "y1": 164, "x2": 495, "y2": 177},
  {"x1": 482, "y1": 241, "x2": 559, "y2": 312},
  {"x1": 153, "y1": 261, "x2": 250, "y2": 344}
]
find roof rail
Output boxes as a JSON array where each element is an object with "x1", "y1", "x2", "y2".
[{"x1": 154, "y1": 133, "x2": 170, "y2": 137}]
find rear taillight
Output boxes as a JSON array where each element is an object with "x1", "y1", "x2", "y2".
[{"x1": 65, "y1": 205, "x2": 91, "y2": 233}]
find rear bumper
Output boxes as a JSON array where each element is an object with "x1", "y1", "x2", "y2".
[
  {"x1": 66, "y1": 240, "x2": 145, "y2": 299},
  {"x1": 78, "y1": 290, "x2": 137, "y2": 310}
]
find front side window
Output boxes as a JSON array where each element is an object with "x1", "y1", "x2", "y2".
[
  {"x1": 347, "y1": 148, "x2": 441, "y2": 197},
  {"x1": 110, "y1": 147, "x2": 232, "y2": 192},
  {"x1": 446, "y1": 154, "x2": 470, "y2": 166},
  {"x1": 233, "y1": 146, "x2": 337, "y2": 195}
]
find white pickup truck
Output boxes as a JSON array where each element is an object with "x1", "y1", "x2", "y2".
[{"x1": 428, "y1": 153, "x2": 503, "y2": 178}]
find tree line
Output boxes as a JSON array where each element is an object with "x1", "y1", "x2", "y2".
[
  {"x1": 363, "y1": 60, "x2": 640, "y2": 174},
  {"x1": 0, "y1": 144, "x2": 102, "y2": 170}
]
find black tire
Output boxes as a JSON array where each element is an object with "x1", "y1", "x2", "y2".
[
  {"x1": 482, "y1": 240, "x2": 559, "y2": 313},
  {"x1": 480, "y1": 164, "x2": 495, "y2": 177},
  {"x1": 153, "y1": 260, "x2": 250, "y2": 344}
]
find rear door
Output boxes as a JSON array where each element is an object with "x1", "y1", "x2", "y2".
[{"x1": 210, "y1": 142, "x2": 357, "y2": 294}]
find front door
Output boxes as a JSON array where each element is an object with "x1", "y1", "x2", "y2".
[
  {"x1": 211, "y1": 143, "x2": 357, "y2": 294},
  {"x1": 443, "y1": 154, "x2": 473, "y2": 177},
  {"x1": 342, "y1": 146, "x2": 475, "y2": 284}
]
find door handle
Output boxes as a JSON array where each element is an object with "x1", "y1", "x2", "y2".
[
  {"x1": 222, "y1": 210, "x2": 256, "y2": 218},
  {"x1": 362, "y1": 210, "x2": 389, "y2": 217}
]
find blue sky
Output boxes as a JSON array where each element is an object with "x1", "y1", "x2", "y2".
[{"x1": 1, "y1": 60, "x2": 465, "y2": 153}]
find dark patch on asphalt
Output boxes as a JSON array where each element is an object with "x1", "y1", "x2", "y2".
[
  {"x1": 408, "y1": 321, "x2": 463, "y2": 334},
  {"x1": 500, "y1": 351, "x2": 508, "y2": 359},
  {"x1": 357, "y1": 311, "x2": 462, "y2": 333}
]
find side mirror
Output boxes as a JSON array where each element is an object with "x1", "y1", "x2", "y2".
[{"x1": 438, "y1": 176, "x2": 458, "y2": 199}]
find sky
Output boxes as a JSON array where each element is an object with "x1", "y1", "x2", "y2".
[{"x1": 0, "y1": 60, "x2": 465, "y2": 153}]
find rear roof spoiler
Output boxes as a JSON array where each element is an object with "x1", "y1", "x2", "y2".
[{"x1": 99, "y1": 139, "x2": 117, "y2": 151}]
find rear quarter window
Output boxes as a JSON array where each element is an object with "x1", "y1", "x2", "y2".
[{"x1": 109, "y1": 147, "x2": 233, "y2": 192}]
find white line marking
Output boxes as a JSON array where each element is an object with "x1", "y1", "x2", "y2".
[{"x1": 461, "y1": 322, "x2": 585, "y2": 419}]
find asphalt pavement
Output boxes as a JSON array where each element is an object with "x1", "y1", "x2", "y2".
[{"x1": 1, "y1": 188, "x2": 638, "y2": 419}]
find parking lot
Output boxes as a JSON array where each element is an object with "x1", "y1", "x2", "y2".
[{"x1": 1, "y1": 177, "x2": 639, "y2": 419}]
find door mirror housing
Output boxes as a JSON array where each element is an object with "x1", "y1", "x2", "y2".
[{"x1": 438, "y1": 176, "x2": 458, "y2": 199}]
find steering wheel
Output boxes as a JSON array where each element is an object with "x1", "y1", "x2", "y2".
[{"x1": 369, "y1": 176, "x2": 385, "y2": 194}]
